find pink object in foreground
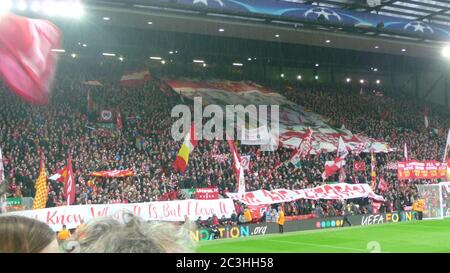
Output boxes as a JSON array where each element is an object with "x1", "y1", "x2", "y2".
[{"x1": 0, "y1": 13, "x2": 62, "y2": 105}]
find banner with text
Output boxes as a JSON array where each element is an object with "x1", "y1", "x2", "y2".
[
  {"x1": 397, "y1": 160, "x2": 447, "y2": 180},
  {"x1": 226, "y1": 183, "x2": 383, "y2": 205},
  {"x1": 7, "y1": 199, "x2": 235, "y2": 231},
  {"x1": 196, "y1": 188, "x2": 219, "y2": 200}
]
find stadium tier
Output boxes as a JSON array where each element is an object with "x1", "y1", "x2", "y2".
[{"x1": 1, "y1": 0, "x2": 450, "y2": 256}]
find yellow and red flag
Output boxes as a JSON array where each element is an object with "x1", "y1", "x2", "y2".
[
  {"x1": 32, "y1": 154, "x2": 48, "y2": 210},
  {"x1": 173, "y1": 123, "x2": 198, "y2": 174}
]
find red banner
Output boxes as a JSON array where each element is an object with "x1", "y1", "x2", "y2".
[
  {"x1": 353, "y1": 161, "x2": 366, "y2": 172},
  {"x1": 91, "y1": 169, "x2": 134, "y2": 178},
  {"x1": 247, "y1": 204, "x2": 270, "y2": 220},
  {"x1": 196, "y1": 188, "x2": 219, "y2": 200},
  {"x1": 397, "y1": 160, "x2": 447, "y2": 180}
]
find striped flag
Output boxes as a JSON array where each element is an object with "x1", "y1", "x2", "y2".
[
  {"x1": 226, "y1": 134, "x2": 245, "y2": 194},
  {"x1": 32, "y1": 154, "x2": 48, "y2": 210},
  {"x1": 371, "y1": 151, "x2": 377, "y2": 188},
  {"x1": 64, "y1": 153, "x2": 75, "y2": 206},
  {"x1": 172, "y1": 123, "x2": 198, "y2": 174}
]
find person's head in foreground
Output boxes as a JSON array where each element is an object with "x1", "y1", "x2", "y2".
[
  {"x1": 68, "y1": 213, "x2": 195, "y2": 253},
  {"x1": 0, "y1": 216, "x2": 59, "y2": 253}
]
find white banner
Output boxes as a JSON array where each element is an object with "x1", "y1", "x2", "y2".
[
  {"x1": 7, "y1": 199, "x2": 236, "y2": 231},
  {"x1": 226, "y1": 183, "x2": 384, "y2": 206}
]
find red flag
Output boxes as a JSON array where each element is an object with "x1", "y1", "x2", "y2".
[
  {"x1": 120, "y1": 70, "x2": 151, "y2": 87},
  {"x1": 372, "y1": 200, "x2": 382, "y2": 214},
  {"x1": 353, "y1": 161, "x2": 366, "y2": 172},
  {"x1": 116, "y1": 111, "x2": 123, "y2": 130},
  {"x1": 0, "y1": 13, "x2": 62, "y2": 105},
  {"x1": 371, "y1": 151, "x2": 377, "y2": 187},
  {"x1": 226, "y1": 133, "x2": 245, "y2": 193},
  {"x1": 377, "y1": 177, "x2": 388, "y2": 192},
  {"x1": 64, "y1": 153, "x2": 75, "y2": 205}
]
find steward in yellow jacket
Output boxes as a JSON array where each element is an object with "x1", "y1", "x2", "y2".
[{"x1": 276, "y1": 207, "x2": 285, "y2": 233}]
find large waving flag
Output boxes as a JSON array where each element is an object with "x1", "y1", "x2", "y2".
[
  {"x1": 32, "y1": 154, "x2": 48, "y2": 209},
  {"x1": 64, "y1": 153, "x2": 75, "y2": 205},
  {"x1": 226, "y1": 134, "x2": 245, "y2": 194},
  {"x1": 322, "y1": 137, "x2": 348, "y2": 181},
  {"x1": 120, "y1": 70, "x2": 151, "y2": 87},
  {"x1": 173, "y1": 123, "x2": 198, "y2": 174},
  {"x1": 0, "y1": 13, "x2": 62, "y2": 105}
]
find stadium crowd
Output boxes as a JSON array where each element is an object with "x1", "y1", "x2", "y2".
[{"x1": 1, "y1": 62, "x2": 448, "y2": 222}]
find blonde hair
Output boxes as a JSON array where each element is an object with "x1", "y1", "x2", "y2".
[
  {"x1": 69, "y1": 213, "x2": 195, "y2": 253},
  {"x1": 0, "y1": 216, "x2": 56, "y2": 253}
]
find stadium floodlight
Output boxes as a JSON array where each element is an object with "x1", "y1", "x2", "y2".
[
  {"x1": 315, "y1": 63, "x2": 319, "y2": 67},
  {"x1": 314, "y1": 75, "x2": 319, "y2": 80},
  {"x1": 275, "y1": 34, "x2": 280, "y2": 38},
  {"x1": 218, "y1": 28, "x2": 225, "y2": 32},
  {"x1": 346, "y1": 78, "x2": 351, "y2": 83},
  {"x1": 376, "y1": 79, "x2": 381, "y2": 84},
  {"x1": 150, "y1": 56, "x2": 162, "y2": 60},
  {"x1": 248, "y1": 58, "x2": 252, "y2": 61},
  {"x1": 325, "y1": 39, "x2": 331, "y2": 44},
  {"x1": 147, "y1": 21, "x2": 153, "y2": 25},
  {"x1": 119, "y1": 56, "x2": 124, "y2": 62},
  {"x1": 202, "y1": 63, "x2": 207, "y2": 67},
  {"x1": 51, "y1": 49, "x2": 66, "y2": 53},
  {"x1": 169, "y1": 51, "x2": 174, "y2": 54},
  {"x1": 71, "y1": 53, "x2": 77, "y2": 58},
  {"x1": 401, "y1": 48, "x2": 406, "y2": 52},
  {"x1": 193, "y1": 60, "x2": 205, "y2": 63},
  {"x1": 161, "y1": 60, "x2": 166, "y2": 64},
  {"x1": 374, "y1": 45, "x2": 379, "y2": 49},
  {"x1": 0, "y1": 0, "x2": 12, "y2": 13},
  {"x1": 17, "y1": 0, "x2": 27, "y2": 11},
  {"x1": 360, "y1": 79, "x2": 364, "y2": 84},
  {"x1": 103, "y1": 17, "x2": 110, "y2": 21},
  {"x1": 102, "y1": 53, "x2": 116, "y2": 57},
  {"x1": 233, "y1": 63, "x2": 243, "y2": 66},
  {"x1": 442, "y1": 45, "x2": 450, "y2": 59},
  {"x1": 297, "y1": 75, "x2": 302, "y2": 80},
  {"x1": 280, "y1": 73, "x2": 285, "y2": 78}
]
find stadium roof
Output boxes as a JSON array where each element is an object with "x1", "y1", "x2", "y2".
[{"x1": 301, "y1": 0, "x2": 450, "y2": 27}]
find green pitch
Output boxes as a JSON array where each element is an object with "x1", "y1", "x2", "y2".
[{"x1": 197, "y1": 218, "x2": 450, "y2": 253}]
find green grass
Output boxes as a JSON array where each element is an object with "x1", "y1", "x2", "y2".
[{"x1": 197, "y1": 218, "x2": 450, "y2": 253}]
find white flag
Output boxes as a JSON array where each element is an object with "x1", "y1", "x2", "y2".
[
  {"x1": 337, "y1": 137, "x2": 348, "y2": 159},
  {"x1": 424, "y1": 115, "x2": 429, "y2": 129},
  {"x1": 404, "y1": 143, "x2": 408, "y2": 160},
  {"x1": 444, "y1": 129, "x2": 450, "y2": 162}
]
